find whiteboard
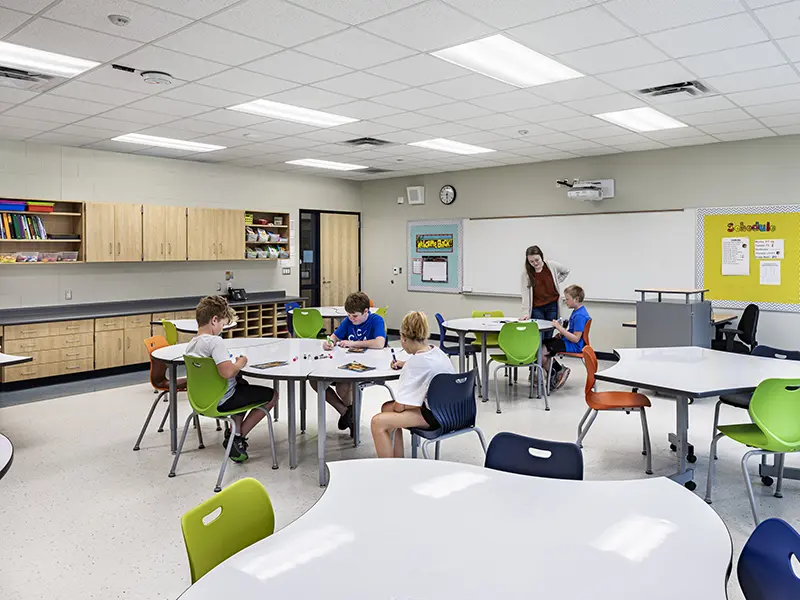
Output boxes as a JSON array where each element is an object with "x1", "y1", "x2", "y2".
[{"x1": 463, "y1": 210, "x2": 696, "y2": 302}]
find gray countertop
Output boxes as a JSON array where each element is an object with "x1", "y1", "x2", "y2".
[{"x1": 0, "y1": 292, "x2": 304, "y2": 326}]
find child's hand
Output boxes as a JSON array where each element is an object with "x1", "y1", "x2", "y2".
[
  {"x1": 519, "y1": 315, "x2": 530, "y2": 321},
  {"x1": 237, "y1": 355, "x2": 248, "y2": 367},
  {"x1": 322, "y1": 340, "x2": 334, "y2": 351},
  {"x1": 339, "y1": 340, "x2": 352, "y2": 348},
  {"x1": 391, "y1": 360, "x2": 405, "y2": 370}
]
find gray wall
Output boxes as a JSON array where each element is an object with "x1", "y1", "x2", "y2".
[
  {"x1": 360, "y1": 136, "x2": 800, "y2": 351},
  {"x1": 0, "y1": 140, "x2": 361, "y2": 309}
]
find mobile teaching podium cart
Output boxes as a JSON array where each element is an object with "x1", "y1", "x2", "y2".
[{"x1": 634, "y1": 288, "x2": 713, "y2": 349}]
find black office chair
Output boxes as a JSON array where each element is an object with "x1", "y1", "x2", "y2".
[
  {"x1": 712, "y1": 303, "x2": 759, "y2": 354},
  {"x1": 711, "y1": 345, "x2": 800, "y2": 482}
]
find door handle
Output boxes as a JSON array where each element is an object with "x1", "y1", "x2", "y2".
[
  {"x1": 118, "y1": 338, "x2": 122, "y2": 350},
  {"x1": 117, "y1": 242, "x2": 121, "y2": 255},
  {"x1": 219, "y1": 242, "x2": 223, "y2": 256},
  {"x1": 168, "y1": 242, "x2": 172, "y2": 257},
  {"x1": 161, "y1": 242, "x2": 164, "y2": 256},
  {"x1": 109, "y1": 242, "x2": 112, "y2": 256}
]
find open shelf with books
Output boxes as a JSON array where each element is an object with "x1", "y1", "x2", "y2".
[
  {"x1": 0, "y1": 199, "x2": 84, "y2": 264},
  {"x1": 244, "y1": 210, "x2": 290, "y2": 261}
]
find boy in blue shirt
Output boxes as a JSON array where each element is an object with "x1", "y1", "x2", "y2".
[
  {"x1": 542, "y1": 285, "x2": 590, "y2": 390},
  {"x1": 321, "y1": 291, "x2": 386, "y2": 433}
]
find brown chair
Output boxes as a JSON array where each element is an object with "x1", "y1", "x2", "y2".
[
  {"x1": 548, "y1": 319, "x2": 592, "y2": 389},
  {"x1": 576, "y1": 346, "x2": 653, "y2": 475},
  {"x1": 134, "y1": 336, "x2": 198, "y2": 451}
]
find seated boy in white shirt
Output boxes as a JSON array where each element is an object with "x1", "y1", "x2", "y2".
[
  {"x1": 185, "y1": 295, "x2": 277, "y2": 463},
  {"x1": 370, "y1": 311, "x2": 454, "y2": 458}
]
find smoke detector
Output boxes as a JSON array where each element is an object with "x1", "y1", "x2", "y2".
[
  {"x1": 141, "y1": 71, "x2": 173, "y2": 85},
  {"x1": 108, "y1": 14, "x2": 131, "y2": 27}
]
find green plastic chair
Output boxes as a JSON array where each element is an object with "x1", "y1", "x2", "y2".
[
  {"x1": 169, "y1": 356, "x2": 278, "y2": 492},
  {"x1": 181, "y1": 477, "x2": 275, "y2": 583},
  {"x1": 488, "y1": 322, "x2": 548, "y2": 414},
  {"x1": 162, "y1": 319, "x2": 179, "y2": 346},
  {"x1": 705, "y1": 378, "x2": 800, "y2": 525},
  {"x1": 292, "y1": 308, "x2": 324, "y2": 339},
  {"x1": 375, "y1": 306, "x2": 388, "y2": 319},
  {"x1": 471, "y1": 310, "x2": 503, "y2": 348}
]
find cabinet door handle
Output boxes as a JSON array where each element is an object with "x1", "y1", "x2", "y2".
[
  {"x1": 66, "y1": 338, "x2": 79, "y2": 344},
  {"x1": 103, "y1": 322, "x2": 115, "y2": 327},
  {"x1": 219, "y1": 242, "x2": 223, "y2": 257},
  {"x1": 127, "y1": 338, "x2": 131, "y2": 349},
  {"x1": 65, "y1": 352, "x2": 79, "y2": 357},
  {"x1": 65, "y1": 325, "x2": 80, "y2": 330},
  {"x1": 161, "y1": 242, "x2": 164, "y2": 256},
  {"x1": 118, "y1": 338, "x2": 122, "y2": 350},
  {"x1": 109, "y1": 242, "x2": 113, "y2": 256},
  {"x1": 21, "y1": 328, "x2": 37, "y2": 334},
  {"x1": 20, "y1": 343, "x2": 36, "y2": 350},
  {"x1": 168, "y1": 242, "x2": 172, "y2": 257},
  {"x1": 21, "y1": 369, "x2": 36, "y2": 376},
  {"x1": 66, "y1": 365, "x2": 81, "y2": 371},
  {"x1": 117, "y1": 242, "x2": 121, "y2": 255}
]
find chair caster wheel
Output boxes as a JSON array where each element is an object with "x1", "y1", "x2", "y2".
[
  {"x1": 642, "y1": 450, "x2": 647, "y2": 456},
  {"x1": 272, "y1": 465, "x2": 279, "y2": 470},
  {"x1": 133, "y1": 447, "x2": 140, "y2": 451},
  {"x1": 168, "y1": 473, "x2": 176, "y2": 478},
  {"x1": 214, "y1": 487, "x2": 221, "y2": 493},
  {"x1": 684, "y1": 481, "x2": 697, "y2": 491},
  {"x1": 775, "y1": 491, "x2": 783, "y2": 498},
  {"x1": 761, "y1": 475, "x2": 774, "y2": 486},
  {"x1": 198, "y1": 444, "x2": 205, "y2": 450},
  {"x1": 646, "y1": 470, "x2": 653, "y2": 475},
  {"x1": 670, "y1": 444, "x2": 677, "y2": 452},
  {"x1": 545, "y1": 407, "x2": 550, "y2": 412},
  {"x1": 687, "y1": 454, "x2": 697, "y2": 464},
  {"x1": 157, "y1": 428, "x2": 164, "y2": 433},
  {"x1": 481, "y1": 398, "x2": 489, "y2": 403},
  {"x1": 496, "y1": 409, "x2": 502, "y2": 414}
]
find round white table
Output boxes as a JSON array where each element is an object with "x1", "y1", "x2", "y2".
[
  {"x1": 151, "y1": 319, "x2": 236, "y2": 334},
  {"x1": 179, "y1": 459, "x2": 732, "y2": 600},
  {"x1": 289, "y1": 306, "x2": 378, "y2": 319},
  {"x1": 152, "y1": 338, "x2": 405, "y2": 485},
  {"x1": 441, "y1": 318, "x2": 554, "y2": 402},
  {"x1": 0, "y1": 433, "x2": 13, "y2": 480}
]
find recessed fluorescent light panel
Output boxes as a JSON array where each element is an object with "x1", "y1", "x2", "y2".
[
  {"x1": 594, "y1": 107, "x2": 687, "y2": 132},
  {"x1": 286, "y1": 159, "x2": 367, "y2": 171},
  {"x1": 111, "y1": 133, "x2": 226, "y2": 152},
  {"x1": 228, "y1": 100, "x2": 358, "y2": 128},
  {"x1": 0, "y1": 41, "x2": 100, "y2": 78},
  {"x1": 432, "y1": 34, "x2": 583, "y2": 87},
  {"x1": 408, "y1": 138, "x2": 495, "y2": 155}
]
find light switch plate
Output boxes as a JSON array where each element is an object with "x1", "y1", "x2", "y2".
[
  {"x1": 64, "y1": 289, "x2": 72, "y2": 300},
  {"x1": 282, "y1": 267, "x2": 291, "y2": 275}
]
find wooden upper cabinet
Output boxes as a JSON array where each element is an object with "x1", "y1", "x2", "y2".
[
  {"x1": 114, "y1": 203, "x2": 143, "y2": 262},
  {"x1": 187, "y1": 207, "x2": 214, "y2": 261},
  {"x1": 219, "y1": 209, "x2": 244, "y2": 260},
  {"x1": 165, "y1": 206, "x2": 187, "y2": 261},
  {"x1": 84, "y1": 203, "x2": 115, "y2": 262},
  {"x1": 142, "y1": 204, "x2": 167, "y2": 261}
]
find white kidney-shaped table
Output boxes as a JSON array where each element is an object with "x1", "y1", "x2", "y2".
[
  {"x1": 0, "y1": 352, "x2": 32, "y2": 481},
  {"x1": 179, "y1": 458, "x2": 731, "y2": 600},
  {"x1": 152, "y1": 338, "x2": 403, "y2": 486},
  {"x1": 595, "y1": 346, "x2": 800, "y2": 490},
  {"x1": 151, "y1": 319, "x2": 236, "y2": 334},
  {"x1": 441, "y1": 318, "x2": 554, "y2": 401}
]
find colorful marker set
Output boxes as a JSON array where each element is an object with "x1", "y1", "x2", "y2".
[{"x1": 291, "y1": 353, "x2": 333, "y2": 362}]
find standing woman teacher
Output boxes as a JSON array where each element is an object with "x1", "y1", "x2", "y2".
[{"x1": 520, "y1": 246, "x2": 570, "y2": 333}]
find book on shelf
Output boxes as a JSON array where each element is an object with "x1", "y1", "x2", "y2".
[{"x1": 0, "y1": 212, "x2": 50, "y2": 240}]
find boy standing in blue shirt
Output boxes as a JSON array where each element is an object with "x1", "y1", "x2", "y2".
[
  {"x1": 542, "y1": 285, "x2": 590, "y2": 390},
  {"x1": 321, "y1": 291, "x2": 386, "y2": 433}
]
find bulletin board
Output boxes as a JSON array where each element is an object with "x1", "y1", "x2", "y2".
[
  {"x1": 696, "y1": 205, "x2": 800, "y2": 312},
  {"x1": 407, "y1": 220, "x2": 463, "y2": 293}
]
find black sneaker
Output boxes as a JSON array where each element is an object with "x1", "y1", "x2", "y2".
[
  {"x1": 338, "y1": 405, "x2": 353, "y2": 431},
  {"x1": 224, "y1": 433, "x2": 249, "y2": 463}
]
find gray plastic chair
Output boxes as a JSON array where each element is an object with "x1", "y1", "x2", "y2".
[{"x1": 408, "y1": 370, "x2": 487, "y2": 460}]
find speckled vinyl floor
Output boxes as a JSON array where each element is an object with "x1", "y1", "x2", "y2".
[{"x1": 1, "y1": 357, "x2": 798, "y2": 600}]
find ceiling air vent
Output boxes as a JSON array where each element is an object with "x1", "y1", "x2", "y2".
[
  {"x1": 0, "y1": 65, "x2": 65, "y2": 92},
  {"x1": 343, "y1": 137, "x2": 393, "y2": 147},
  {"x1": 361, "y1": 168, "x2": 393, "y2": 175},
  {"x1": 636, "y1": 80, "x2": 712, "y2": 99}
]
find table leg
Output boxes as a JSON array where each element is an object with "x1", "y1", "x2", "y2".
[
  {"x1": 537, "y1": 332, "x2": 544, "y2": 399},
  {"x1": 300, "y1": 382, "x2": 307, "y2": 434},
  {"x1": 169, "y1": 363, "x2": 178, "y2": 454},
  {"x1": 481, "y1": 333, "x2": 489, "y2": 401},
  {"x1": 353, "y1": 384, "x2": 362, "y2": 448},
  {"x1": 457, "y1": 332, "x2": 466, "y2": 372},
  {"x1": 317, "y1": 380, "x2": 329, "y2": 487},
  {"x1": 668, "y1": 395, "x2": 695, "y2": 489},
  {"x1": 287, "y1": 380, "x2": 297, "y2": 469},
  {"x1": 272, "y1": 379, "x2": 279, "y2": 422}
]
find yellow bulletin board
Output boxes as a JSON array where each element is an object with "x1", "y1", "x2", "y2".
[{"x1": 696, "y1": 206, "x2": 800, "y2": 312}]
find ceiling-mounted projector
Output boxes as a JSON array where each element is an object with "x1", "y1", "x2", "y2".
[{"x1": 556, "y1": 178, "x2": 615, "y2": 202}]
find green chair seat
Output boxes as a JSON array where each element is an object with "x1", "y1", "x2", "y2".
[
  {"x1": 471, "y1": 310, "x2": 503, "y2": 347},
  {"x1": 716, "y1": 423, "x2": 770, "y2": 450},
  {"x1": 490, "y1": 352, "x2": 539, "y2": 367}
]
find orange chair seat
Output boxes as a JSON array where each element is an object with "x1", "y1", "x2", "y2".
[
  {"x1": 153, "y1": 376, "x2": 187, "y2": 393},
  {"x1": 588, "y1": 391, "x2": 651, "y2": 411},
  {"x1": 557, "y1": 351, "x2": 584, "y2": 359}
]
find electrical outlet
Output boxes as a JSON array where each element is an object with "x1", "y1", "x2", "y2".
[
  {"x1": 216, "y1": 282, "x2": 222, "y2": 292},
  {"x1": 282, "y1": 267, "x2": 291, "y2": 275},
  {"x1": 397, "y1": 196, "x2": 404, "y2": 204},
  {"x1": 64, "y1": 289, "x2": 72, "y2": 300}
]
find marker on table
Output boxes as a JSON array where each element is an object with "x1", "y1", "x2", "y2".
[{"x1": 390, "y1": 347, "x2": 397, "y2": 366}]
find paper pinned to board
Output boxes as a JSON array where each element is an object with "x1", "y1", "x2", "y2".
[
  {"x1": 754, "y1": 239, "x2": 784, "y2": 259},
  {"x1": 722, "y1": 237, "x2": 749, "y2": 276},
  {"x1": 760, "y1": 261, "x2": 781, "y2": 286},
  {"x1": 412, "y1": 258, "x2": 422, "y2": 275}
]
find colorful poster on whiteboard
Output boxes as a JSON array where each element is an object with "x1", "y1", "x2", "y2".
[{"x1": 407, "y1": 220, "x2": 462, "y2": 293}]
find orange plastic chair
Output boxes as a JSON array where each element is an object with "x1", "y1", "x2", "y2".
[
  {"x1": 548, "y1": 319, "x2": 592, "y2": 387},
  {"x1": 134, "y1": 336, "x2": 199, "y2": 451},
  {"x1": 576, "y1": 346, "x2": 653, "y2": 474}
]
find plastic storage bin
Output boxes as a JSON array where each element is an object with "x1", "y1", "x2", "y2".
[{"x1": 58, "y1": 251, "x2": 78, "y2": 262}]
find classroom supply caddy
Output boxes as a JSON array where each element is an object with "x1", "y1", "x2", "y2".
[{"x1": 0, "y1": 198, "x2": 84, "y2": 264}]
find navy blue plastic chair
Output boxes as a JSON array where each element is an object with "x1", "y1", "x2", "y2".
[
  {"x1": 712, "y1": 345, "x2": 800, "y2": 464},
  {"x1": 285, "y1": 302, "x2": 301, "y2": 336},
  {"x1": 485, "y1": 432, "x2": 583, "y2": 480},
  {"x1": 738, "y1": 518, "x2": 800, "y2": 600},
  {"x1": 408, "y1": 371, "x2": 487, "y2": 460},
  {"x1": 435, "y1": 313, "x2": 481, "y2": 390}
]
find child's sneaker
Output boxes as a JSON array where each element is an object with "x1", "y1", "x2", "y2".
[
  {"x1": 224, "y1": 432, "x2": 249, "y2": 462},
  {"x1": 553, "y1": 366, "x2": 571, "y2": 390}
]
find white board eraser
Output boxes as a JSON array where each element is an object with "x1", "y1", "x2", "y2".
[{"x1": 462, "y1": 287, "x2": 472, "y2": 293}]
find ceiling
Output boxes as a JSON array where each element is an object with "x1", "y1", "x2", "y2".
[{"x1": 2, "y1": 0, "x2": 800, "y2": 180}]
